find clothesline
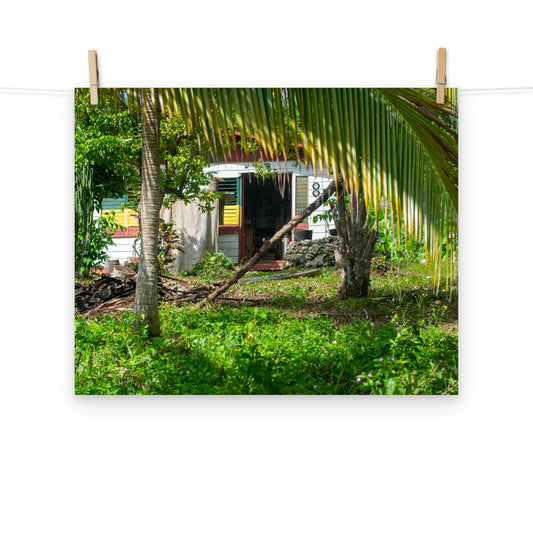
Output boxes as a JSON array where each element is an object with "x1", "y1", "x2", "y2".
[
  {"x1": 1, "y1": 86, "x2": 533, "y2": 96},
  {"x1": 0, "y1": 87, "x2": 72, "y2": 94},
  {"x1": 459, "y1": 87, "x2": 533, "y2": 92}
]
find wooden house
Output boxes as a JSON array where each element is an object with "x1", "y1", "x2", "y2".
[{"x1": 100, "y1": 156, "x2": 333, "y2": 271}]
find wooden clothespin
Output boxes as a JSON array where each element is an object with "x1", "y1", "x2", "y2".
[
  {"x1": 88, "y1": 50, "x2": 99, "y2": 105},
  {"x1": 436, "y1": 48, "x2": 446, "y2": 104}
]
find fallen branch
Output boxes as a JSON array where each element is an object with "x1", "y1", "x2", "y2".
[
  {"x1": 242, "y1": 268, "x2": 322, "y2": 284},
  {"x1": 159, "y1": 273, "x2": 183, "y2": 280},
  {"x1": 82, "y1": 296, "x2": 134, "y2": 316},
  {"x1": 198, "y1": 179, "x2": 338, "y2": 305},
  {"x1": 217, "y1": 296, "x2": 266, "y2": 302},
  {"x1": 164, "y1": 291, "x2": 209, "y2": 303}
]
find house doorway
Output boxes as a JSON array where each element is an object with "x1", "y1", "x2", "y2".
[{"x1": 241, "y1": 172, "x2": 292, "y2": 261}]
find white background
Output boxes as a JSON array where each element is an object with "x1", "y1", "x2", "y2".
[{"x1": 1, "y1": 1, "x2": 532, "y2": 532}]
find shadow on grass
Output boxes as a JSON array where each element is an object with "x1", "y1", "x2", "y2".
[
  {"x1": 221, "y1": 284, "x2": 458, "y2": 332},
  {"x1": 75, "y1": 305, "x2": 458, "y2": 395}
]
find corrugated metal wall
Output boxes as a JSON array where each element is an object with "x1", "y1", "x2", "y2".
[
  {"x1": 218, "y1": 233, "x2": 239, "y2": 263},
  {"x1": 105, "y1": 237, "x2": 138, "y2": 262}
]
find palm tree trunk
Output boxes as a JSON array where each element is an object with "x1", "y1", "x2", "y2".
[
  {"x1": 332, "y1": 184, "x2": 378, "y2": 298},
  {"x1": 203, "y1": 179, "x2": 337, "y2": 303},
  {"x1": 133, "y1": 89, "x2": 162, "y2": 336}
]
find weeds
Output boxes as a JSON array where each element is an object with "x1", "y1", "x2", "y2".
[
  {"x1": 75, "y1": 304, "x2": 457, "y2": 395},
  {"x1": 184, "y1": 251, "x2": 235, "y2": 281},
  {"x1": 75, "y1": 261, "x2": 458, "y2": 395}
]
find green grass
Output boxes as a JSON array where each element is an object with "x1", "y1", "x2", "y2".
[
  {"x1": 75, "y1": 262, "x2": 458, "y2": 395},
  {"x1": 227, "y1": 263, "x2": 457, "y2": 331}
]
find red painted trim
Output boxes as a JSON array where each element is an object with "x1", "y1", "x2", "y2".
[
  {"x1": 253, "y1": 260, "x2": 284, "y2": 271},
  {"x1": 208, "y1": 132, "x2": 304, "y2": 163},
  {"x1": 295, "y1": 223, "x2": 309, "y2": 229},
  {"x1": 219, "y1": 225, "x2": 240, "y2": 235},
  {"x1": 239, "y1": 175, "x2": 245, "y2": 261},
  {"x1": 111, "y1": 227, "x2": 139, "y2": 238}
]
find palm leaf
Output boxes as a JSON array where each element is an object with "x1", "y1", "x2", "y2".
[{"x1": 98, "y1": 86, "x2": 458, "y2": 287}]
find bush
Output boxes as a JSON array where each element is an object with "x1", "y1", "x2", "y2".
[
  {"x1": 75, "y1": 212, "x2": 123, "y2": 279},
  {"x1": 75, "y1": 305, "x2": 458, "y2": 395},
  {"x1": 185, "y1": 251, "x2": 235, "y2": 279},
  {"x1": 158, "y1": 219, "x2": 184, "y2": 272}
]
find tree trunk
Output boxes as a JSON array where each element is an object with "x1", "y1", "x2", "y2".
[
  {"x1": 75, "y1": 164, "x2": 95, "y2": 277},
  {"x1": 133, "y1": 89, "x2": 162, "y2": 336},
  {"x1": 332, "y1": 183, "x2": 379, "y2": 299},
  {"x1": 202, "y1": 179, "x2": 337, "y2": 304}
]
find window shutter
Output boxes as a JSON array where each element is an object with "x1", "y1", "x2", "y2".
[
  {"x1": 295, "y1": 176, "x2": 309, "y2": 222},
  {"x1": 219, "y1": 177, "x2": 242, "y2": 225}
]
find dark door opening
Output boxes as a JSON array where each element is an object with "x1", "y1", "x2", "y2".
[{"x1": 241, "y1": 172, "x2": 292, "y2": 261}]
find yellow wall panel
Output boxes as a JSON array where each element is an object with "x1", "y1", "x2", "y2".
[
  {"x1": 126, "y1": 209, "x2": 139, "y2": 227},
  {"x1": 102, "y1": 208, "x2": 139, "y2": 228},
  {"x1": 223, "y1": 205, "x2": 240, "y2": 225}
]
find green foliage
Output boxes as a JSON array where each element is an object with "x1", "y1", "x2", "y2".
[
  {"x1": 335, "y1": 316, "x2": 458, "y2": 395},
  {"x1": 185, "y1": 251, "x2": 235, "y2": 279},
  {"x1": 314, "y1": 202, "x2": 426, "y2": 264},
  {"x1": 76, "y1": 212, "x2": 124, "y2": 279},
  {"x1": 75, "y1": 163, "x2": 96, "y2": 276},
  {"x1": 75, "y1": 90, "x2": 220, "y2": 212},
  {"x1": 75, "y1": 89, "x2": 142, "y2": 206},
  {"x1": 159, "y1": 112, "x2": 220, "y2": 211},
  {"x1": 373, "y1": 213, "x2": 425, "y2": 263},
  {"x1": 75, "y1": 92, "x2": 222, "y2": 281},
  {"x1": 75, "y1": 312, "x2": 207, "y2": 395},
  {"x1": 250, "y1": 161, "x2": 278, "y2": 179},
  {"x1": 75, "y1": 305, "x2": 458, "y2": 395},
  {"x1": 312, "y1": 198, "x2": 337, "y2": 225},
  {"x1": 75, "y1": 91, "x2": 139, "y2": 279},
  {"x1": 158, "y1": 219, "x2": 184, "y2": 272}
]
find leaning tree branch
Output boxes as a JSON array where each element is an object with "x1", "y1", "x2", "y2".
[{"x1": 198, "y1": 178, "x2": 338, "y2": 305}]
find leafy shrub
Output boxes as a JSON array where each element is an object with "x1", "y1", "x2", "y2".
[
  {"x1": 75, "y1": 305, "x2": 458, "y2": 395},
  {"x1": 313, "y1": 202, "x2": 425, "y2": 263},
  {"x1": 75, "y1": 313, "x2": 215, "y2": 395},
  {"x1": 375, "y1": 226, "x2": 425, "y2": 263},
  {"x1": 186, "y1": 251, "x2": 235, "y2": 278},
  {"x1": 75, "y1": 212, "x2": 123, "y2": 279},
  {"x1": 158, "y1": 219, "x2": 184, "y2": 272}
]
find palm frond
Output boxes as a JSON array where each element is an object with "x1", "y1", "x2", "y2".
[{"x1": 93, "y1": 86, "x2": 458, "y2": 286}]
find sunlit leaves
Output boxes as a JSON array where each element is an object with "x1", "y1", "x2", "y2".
[{"x1": 94, "y1": 87, "x2": 458, "y2": 287}]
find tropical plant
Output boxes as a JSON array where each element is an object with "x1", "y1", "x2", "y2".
[
  {"x1": 75, "y1": 161, "x2": 125, "y2": 279},
  {"x1": 89, "y1": 88, "x2": 457, "y2": 335},
  {"x1": 75, "y1": 89, "x2": 142, "y2": 205},
  {"x1": 201, "y1": 89, "x2": 456, "y2": 299},
  {"x1": 75, "y1": 162, "x2": 95, "y2": 277},
  {"x1": 158, "y1": 219, "x2": 185, "y2": 272},
  {"x1": 186, "y1": 251, "x2": 235, "y2": 279},
  {"x1": 159, "y1": 110, "x2": 218, "y2": 210},
  {"x1": 75, "y1": 303, "x2": 458, "y2": 395},
  {"x1": 75, "y1": 211, "x2": 124, "y2": 279}
]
